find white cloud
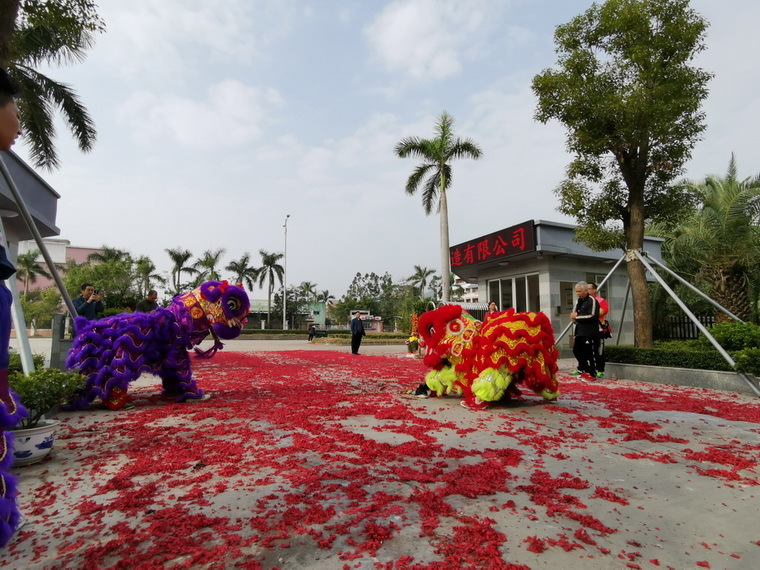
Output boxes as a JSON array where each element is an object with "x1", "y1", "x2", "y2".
[
  {"x1": 364, "y1": 0, "x2": 493, "y2": 81},
  {"x1": 118, "y1": 81, "x2": 284, "y2": 148}
]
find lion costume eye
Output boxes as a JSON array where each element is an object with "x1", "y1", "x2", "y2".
[{"x1": 227, "y1": 296, "x2": 241, "y2": 314}]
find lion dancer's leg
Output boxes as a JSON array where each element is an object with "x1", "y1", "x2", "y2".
[
  {"x1": 159, "y1": 347, "x2": 204, "y2": 402},
  {"x1": 103, "y1": 350, "x2": 136, "y2": 411},
  {"x1": 0, "y1": 282, "x2": 27, "y2": 546},
  {"x1": 523, "y1": 351, "x2": 560, "y2": 401},
  {"x1": 102, "y1": 324, "x2": 157, "y2": 410},
  {"x1": 65, "y1": 318, "x2": 113, "y2": 409}
]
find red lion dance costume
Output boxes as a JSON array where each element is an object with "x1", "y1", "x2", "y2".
[
  {"x1": 417, "y1": 305, "x2": 559, "y2": 410},
  {"x1": 66, "y1": 281, "x2": 250, "y2": 410}
]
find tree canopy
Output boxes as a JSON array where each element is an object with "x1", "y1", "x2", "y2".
[
  {"x1": 531, "y1": 0, "x2": 712, "y2": 346},
  {"x1": 651, "y1": 155, "x2": 760, "y2": 323},
  {"x1": 1, "y1": 0, "x2": 104, "y2": 169}
]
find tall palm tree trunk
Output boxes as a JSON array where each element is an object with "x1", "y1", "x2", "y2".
[
  {"x1": 440, "y1": 180, "x2": 450, "y2": 302},
  {"x1": 0, "y1": 1, "x2": 20, "y2": 65},
  {"x1": 711, "y1": 271, "x2": 750, "y2": 322},
  {"x1": 267, "y1": 280, "x2": 273, "y2": 329}
]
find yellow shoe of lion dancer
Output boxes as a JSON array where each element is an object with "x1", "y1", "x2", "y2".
[{"x1": 104, "y1": 387, "x2": 134, "y2": 411}]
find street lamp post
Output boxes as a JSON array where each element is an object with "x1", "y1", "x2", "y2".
[{"x1": 283, "y1": 214, "x2": 290, "y2": 330}]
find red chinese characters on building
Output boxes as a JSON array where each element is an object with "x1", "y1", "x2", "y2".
[{"x1": 450, "y1": 221, "x2": 535, "y2": 268}]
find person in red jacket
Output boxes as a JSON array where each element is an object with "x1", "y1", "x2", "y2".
[
  {"x1": 588, "y1": 282, "x2": 611, "y2": 378},
  {"x1": 482, "y1": 300, "x2": 502, "y2": 324}
]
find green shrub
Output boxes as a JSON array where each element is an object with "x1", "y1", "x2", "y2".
[
  {"x1": 732, "y1": 348, "x2": 760, "y2": 376},
  {"x1": 606, "y1": 344, "x2": 733, "y2": 372},
  {"x1": 9, "y1": 368, "x2": 86, "y2": 429},
  {"x1": 8, "y1": 350, "x2": 45, "y2": 374},
  {"x1": 697, "y1": 321, "x2": 760, "y2": 351}
]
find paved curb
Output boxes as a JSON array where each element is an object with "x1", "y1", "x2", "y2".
[{"x1": 605, "y1": 362, "x2": 760, "y2": 396}]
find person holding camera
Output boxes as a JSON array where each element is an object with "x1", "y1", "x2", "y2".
[{"x1": 73, "y1": 283, "x2": 104, "y2": 321}]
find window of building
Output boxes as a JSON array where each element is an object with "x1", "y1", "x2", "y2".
[{"x1": 486, "y1": 273, "x2": 540, "y2": 312}]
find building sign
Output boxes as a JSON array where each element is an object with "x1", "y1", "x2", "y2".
[{"x1": 450, "y1": 220, "x2": 535, "y2": 269}]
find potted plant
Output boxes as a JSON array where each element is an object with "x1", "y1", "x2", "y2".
[{"x1": 8, "y1": 368, "x2": 85, "y2": 466}]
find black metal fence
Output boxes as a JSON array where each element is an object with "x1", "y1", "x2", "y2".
[{"x1": 654, "y1": 315, "x2": 714, "y2": 341}]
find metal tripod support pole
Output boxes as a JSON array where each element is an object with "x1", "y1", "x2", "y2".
[
  {"x1": 634, "y1": 250, "x2": 760, "y2": 397},
  {"x1": 643, "y1": 253, "x2": 743, "y2": 323},
  {"x1": 554, "y1": 253, "x2": 626, "y2": 347}
]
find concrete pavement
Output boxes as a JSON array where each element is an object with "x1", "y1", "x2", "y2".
[{"x1": 2, "y1": 338, "x2": 758, "y2": 568}]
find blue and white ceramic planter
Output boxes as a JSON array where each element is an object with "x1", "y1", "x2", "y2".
[{"x1": 12, "y1": 420, "x2": 60, "y2": 467}]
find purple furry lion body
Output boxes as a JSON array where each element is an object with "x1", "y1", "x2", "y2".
[{"x1": 65, "y1": 281, "x2": 249, "y2": 409}]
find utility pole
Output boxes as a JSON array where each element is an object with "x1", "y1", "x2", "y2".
[{"x1": 282, "y1": 214, "x2": 290, "y2": 329}]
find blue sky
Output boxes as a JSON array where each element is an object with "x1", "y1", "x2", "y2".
[{"x1": 15, "y1": 0, "x2": 760, "y2": 299}]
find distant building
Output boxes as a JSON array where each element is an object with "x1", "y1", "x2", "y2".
[
  {"x1": 304, "y1": 301, "x2": 326, "y2": 328},
  {"x1": 16, "y1": 238, "x2": 103, "y2": 293},
  {"x1": 450, "y1": 219, "x2": 665, "y2": 350},
  {"x1": 454, "y1": 277, "x2": 479, "y2": 303},
  {"x1": 349, "y1": 309, "x2": 384, "y2": 333}
]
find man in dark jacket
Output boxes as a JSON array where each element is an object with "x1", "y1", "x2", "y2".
[
  {"x1": 73, "y1": 283, "x2": 104, "y2": 321},
  {"x1": 350, "y1": 312, "x2": 366, "y2": 355},
  {"x1": 571, "y1": 281, "x2": 599, "y2": 381},
  {"x1": 135, "y1": 290, "x2": 159, "y2": 313}
]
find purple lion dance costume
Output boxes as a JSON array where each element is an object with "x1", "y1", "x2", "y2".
[
  {"x1": 66, "y1": 281, "x2": 250, "y2": 410},
  {"x1": 0, "y1": 393, "x2": 27, "y2": 548}
]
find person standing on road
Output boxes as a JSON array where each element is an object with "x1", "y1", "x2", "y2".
[
  {"x1": 350, "y1": 312, "x2": 366, "y2": 355},
  {"x1": 570, "y1": 281, "x2": 599, "y2": 381}
]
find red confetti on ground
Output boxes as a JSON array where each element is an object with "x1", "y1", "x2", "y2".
[{"x1": 2, "y1": 353, "x2": 758, "y2": 568}]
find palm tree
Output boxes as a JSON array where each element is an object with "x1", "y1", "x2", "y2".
[
  {"x1": 165, "y1": 247, "x2": 197, "y2": 295},
  {"x1": 255, "y1": 249, "x2": 284, "y2": 328},
  {"x1": 87, "y1": 246, "x2": 129, "y2": 264},
  {"x1": 15, "y1": 249, "x2": 51, "y2": 300},
  {"x1": 297, "y1": 281, "x2": 318, "y2": 302},
  {"x1": 318, "y1": 290, "x2": 335, "y2": 305},
  {"x1": 133, "y1": 256, "x2": 165, "y2": 298},
  {"x1": 2, "y1": 1, "x2": 104, "y2": 169},
  {"x1": 395, "y1": 112, "x2": 483, "y2": 302},
  {"x1": 225, "y1": 253, "x2": 259, "y2": 290},
  {"x1": 193, "y1": 248, "x2": 226, "y2": 284},
  {"x1": 662, "y1": 155, "x2": 760, "y2": 322},
  {"x1": 407, "y1": 265, "x2": 435, "y2": 301}
]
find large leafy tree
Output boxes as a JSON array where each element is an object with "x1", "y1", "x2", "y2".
[
  {"x1": 654, "y1": 156, "x2": 760, "y2": 322},
  {"x1": 15, "y1": 248, "x2": 51, "y2": 299},
  {"x1": 19, "y1": 286, "x2": 60, "y2": 328},
  {"x1": 225, "y1": 252, "x2": 259, "y2": 291},
  {"x1": 255, "y1": 249, "x2": 283, "y2": 328},
  {"x1": 63, "y1": 257, "x2": 138, "y2": 311},
  {"x1": 2, "y1": 0, "x2": 104, "y2": 169},
  {"x1": 531, "y1": 0, "x2": 711, "y2": 347},
  {"x1": 395, "y1": 112, "x2": 483, "y2": 302}
]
